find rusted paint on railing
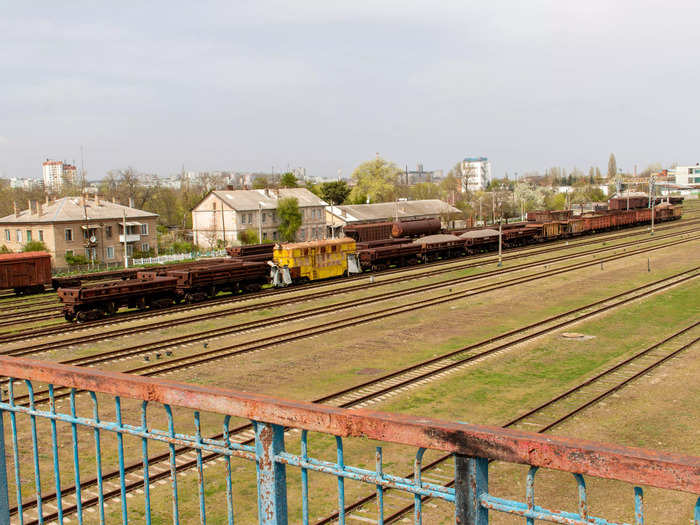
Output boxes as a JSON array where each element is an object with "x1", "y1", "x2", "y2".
[{"x1": 1, "y1": 356, "x2": 698, "y2": 495}]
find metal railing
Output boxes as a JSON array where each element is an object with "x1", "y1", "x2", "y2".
[{"x1": 0, "y1": 356, "x2": 697, "y2": 524}]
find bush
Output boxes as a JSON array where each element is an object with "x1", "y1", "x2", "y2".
[
  {"x1": 238, "y1": 228, "x2": 260, "y2": 245},
  {"x1": 0, "y1": 245, "x2": 11, "y2": 254},
  {"x1": 23, "y1": 240, "x2": 48, "y2": 252},
  {"x1": 169, "y1": 241, "x2": 195, "y2": 254},
  {"x1": 65, "y1": 253, "x2": 89, "y2": 266}
]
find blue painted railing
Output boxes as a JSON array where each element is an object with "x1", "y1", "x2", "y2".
[{"x1": 0, "y1": 356, "x2": 698, "y2": 524}]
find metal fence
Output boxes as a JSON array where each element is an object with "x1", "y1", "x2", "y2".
[
  {"x1": 130, "y1": 250, "x2": 227, "y2": 267},
  {"x1": 0, "y1": 356, "x2": 698, "y2": 525}
]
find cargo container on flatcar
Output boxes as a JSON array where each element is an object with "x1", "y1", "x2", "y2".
[
  {"x1": 270, "y1": 238, "x2": 359, "y2": 286},
  {"x1": 0, "y1": 252, "x2": 52, "y2": 295}
]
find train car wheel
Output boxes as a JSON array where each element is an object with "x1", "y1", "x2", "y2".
[
  {"x1": 137, "y1": 297, "x2": 147, "y2": 310},
  {"x1": 64, "y1": 312, "x2": 76, "y2": 322},
  {"x1": 105, "y1": 301, "x2": 117, "y2": 315}
]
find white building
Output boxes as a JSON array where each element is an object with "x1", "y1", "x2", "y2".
[
  {"x1": 461, "y1": 157, "x2": 491, "y2": 192},
  {"x1": 192, "y1": 188, "x2": 327, "y2": 248},
  {"x1": 42, "y1": 160, "x2": 78, "y2": 192},
  {"x1": 10, "y1": 178, "x2": 43, "y2": 190},
  {"x1": 669, "y1": 165, "x2": 700, "y2": 187}
]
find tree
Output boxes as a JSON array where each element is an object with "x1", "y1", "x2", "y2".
[
  {"x1": 320, "y1": 181, "x2": 351, "y2": 205},
  {"x1": 348, "y1": 157, "x2": 400, "y2": 204},
  {"x1": 280, "y1": 172, "x2": 298, "y2": 188},
  {"x1": 277, "y1": 197, "x2": 302, "y2": 242},
  {"x1": 252, "y1": 176, "x2": 268, "y2": 190},
  {"x1": 607, "y1": 153, "x2": 618, "y2": 180},
  {"x1": 409, "y1": 182, "x2": 441, "y2": 200},
  {"x1": 23, "y1": 240, "x2": 48, "y2": 252}
]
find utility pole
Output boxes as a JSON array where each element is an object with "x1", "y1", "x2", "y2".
[
  {"x1": 258, "y1": 202, "x2": 263, "y2": 243},
  {"x1": 123, "y1": 210, "x2": 128, "y2": 268},
  {"x1": 650, "y1": 174, "x2": 656, "y2": 235}
]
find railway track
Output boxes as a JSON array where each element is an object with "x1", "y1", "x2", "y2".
[
  {"x1": 3, "y1": 232, "x2": 698, "y2": 381},
  {"x1": 14, "y1": 267, "x2": 699, "y2": 524},
  {"x1": 0, "y1": 217, "x2": 697, "y2": 331},
  {"x1": 2, "y1": 223, "x2": 698, "y2": 353},
  {"x1": 316, "y1": 322, "x2": 700, "y2": 524}
]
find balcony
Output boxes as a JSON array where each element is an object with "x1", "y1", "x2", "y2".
[{"x1": 119, "y1": 233, "x2": 141, "y2": 242}]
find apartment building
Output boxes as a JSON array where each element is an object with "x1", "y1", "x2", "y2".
[
  {"x1": 0, "y1": 196, "x2": 158, "y2": 267},
  {"x1": 192, "y1": 188, "x2": 327, "y2": 248}
]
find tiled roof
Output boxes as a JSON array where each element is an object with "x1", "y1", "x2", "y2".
[
  {"x1": 0, "y1": 197, "x2": 158, "y2": 224},
  {"x1": 209, "y1": 188, "x2": 327, "y2": 211}
]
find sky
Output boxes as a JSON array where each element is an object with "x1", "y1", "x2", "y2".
[{"x1": 1, "y1": 1, "x2": 699, "y2": 181}]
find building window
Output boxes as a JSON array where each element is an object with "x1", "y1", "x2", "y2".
[
  {"x1": 26, "y1": 230, "x2": 32, "y2": 242},
  {"x1": 65, "y1": 228, "x2": 73, "y2": 241},
  {"x1": 106, "y1": 246, "x2": 114, "y2": 259},
  {"x1": 241, "y1": 214, "x2": 246, "y2": 225},
  {"x1": 126, "y1": 244, "x2": 134, "y2": 256},
  {"x1": 262, "y1": 232, "x2": 267, "y2": 240},
  {"x1": 4, "y1": 230, "x2": 9, "y2": 241},
  {"x1": 105, "y1": 226, "x2": 112, "y2": 238},
  {"x1": 273, "y1": 231, "x2": 278, "y2": 240},
  {"x1": 141, "y1": 243, "x2": 150, "y2": 252},
  {"x1": 140, "y1": 224, "x2": 148, "y2": 235},
  {"x1": 16, "y1": 230, "x2": 22, "y2": 243},
  {"x1": 38, "y1": 230, "x2": 43, "y2": 241},
  {"x1": 262, "y1": 212, "x2": 266, "y2": 223},
  {"x1": 213, "y1": 201, "x2": 217, "y2": 210}
]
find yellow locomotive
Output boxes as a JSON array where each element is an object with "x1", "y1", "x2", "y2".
[{"x1": 269, "y1": 237, "x2": 360, "y2": 286}]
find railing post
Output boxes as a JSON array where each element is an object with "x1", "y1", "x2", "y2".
[
  {"x1": 255, "y1": 422, "x2": 288, "y2": 525},
  {"x1": 0, "y1": 396, "x2": 10, "y2": 525},
  {"x1": 454, "y1": 455, "x2": 488, "y2": 525}
]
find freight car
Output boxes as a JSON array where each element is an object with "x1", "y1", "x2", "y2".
[
  {"x1": 225, "y1": 243, "x2": 275, "y2": 262},
  {"x1": 359, "y1": 243, "x2": 421, "y2": 271},
  {"x1": 59, "y1": 260, "x2": 269, "y2": 321},
  {"x1": 0, "y1": 252, "x2": 52, "y2": 295},
  {"x1": 391, "y1": 218, "x2": 441, "y2": 238},
  {"x1": 343, "y1": 222, "x2": 394, "y2": 242},
  {"x1": 58, "y1": 276, "x2": 178, "y2": 322}
]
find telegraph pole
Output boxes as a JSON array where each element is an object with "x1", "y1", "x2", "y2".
[{"x1": 650, "y1": 174, "x2": 656, "y2": 235}]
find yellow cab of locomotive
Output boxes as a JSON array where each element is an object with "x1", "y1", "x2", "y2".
[{"x1": 271, "y1": 237, "x2": 357, "y2": 285}]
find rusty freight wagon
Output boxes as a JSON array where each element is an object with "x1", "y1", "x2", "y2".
[
  {"x1": 358, "y1": 243, "x2": 422, "y2": 271},
  {"x1": 153, "y1": 261, "x2": 269, "y2": 302},
  {"x1": 58, "y1": 276, "x2": 178, "y2": 322},
  {"x1": 226, "y1": 243, "x2": 275, "y2": 262},
  {"x1": 0, "y1": 252, "x2": 52, "y2": 295},
  {"x1": 342, "y1": 222, "x2": 394, "y2": 242},
  {"x1": 414, "y1": 234, "x2": 465, "y2": 261}
]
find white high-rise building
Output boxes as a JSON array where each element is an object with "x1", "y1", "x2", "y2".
[
  {"x1": 461, "y1": 157, "x2": 491, "y2": 192},
  {"x1": 42, "y1": 160, "x2": 78, "y2": 192}
]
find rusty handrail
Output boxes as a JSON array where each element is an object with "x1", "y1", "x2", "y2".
[{"x1": 0, "y1": 355, "x2": 698, "y2": 495}]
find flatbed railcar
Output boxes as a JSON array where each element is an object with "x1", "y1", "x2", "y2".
[{"x1": 59, "y1": 260, "x2": 269, "y2": 321}]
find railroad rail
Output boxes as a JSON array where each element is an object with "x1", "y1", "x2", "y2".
[
  {"x1": 1, "y1": 224, "x2": 697, "y2": 355},
  {"x1": 317, "y1": 322, "x2": 700, "y2": 523},
  {"x1": 0, "y1": 217, "x2": 698, "y2": 332},
  {"x1": 9, "y1": 267, "x2": 699, "y2": 523},
  {"x1": 2, "y1": 234, "x2": 698, "y2": 388},
  {"x1": 1, "y1": 356, "x2": 698, "y2": 524}
]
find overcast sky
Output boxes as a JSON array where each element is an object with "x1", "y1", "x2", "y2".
[{"x1": 1, "y1": 1, "x2": 698, "y2": 181}]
